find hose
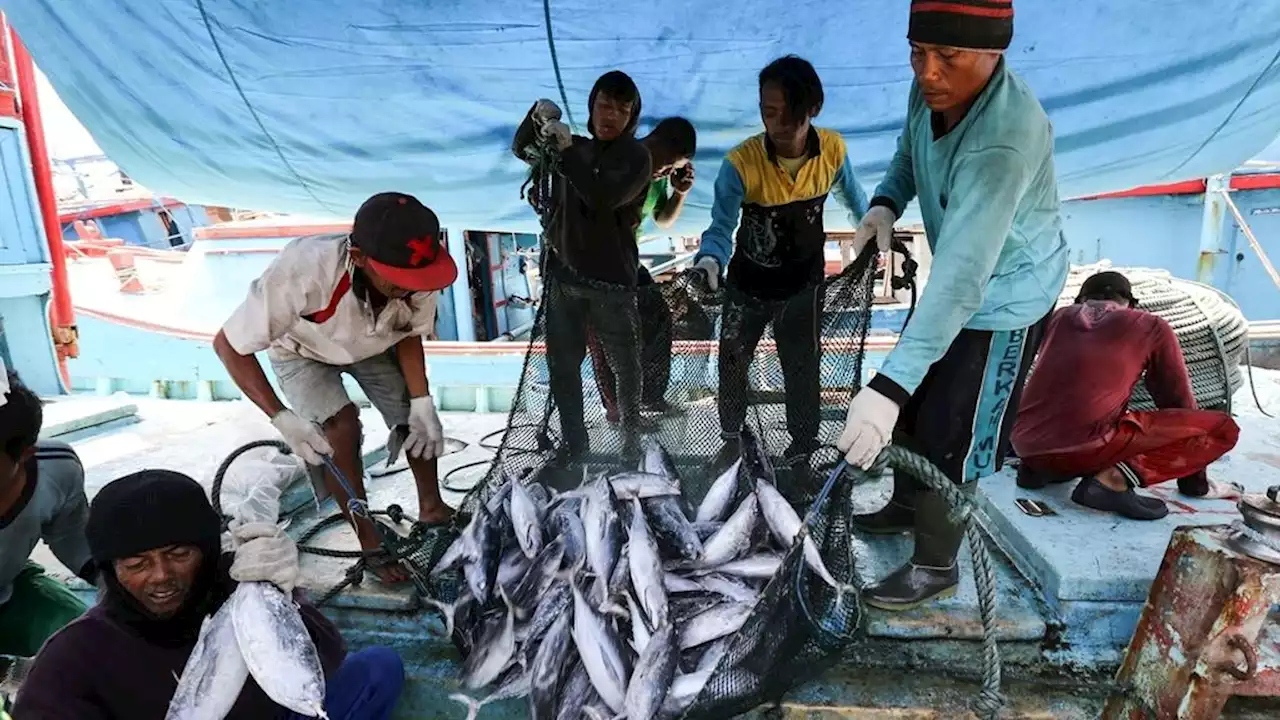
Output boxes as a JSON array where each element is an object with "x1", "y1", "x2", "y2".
[{"x1": 1058, "y1": 265, "x2": 1247, "y2": 412}]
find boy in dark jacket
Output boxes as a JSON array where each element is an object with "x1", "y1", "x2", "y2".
[
  {"x1": 513, "y1": 71, "x2": 653, "y2": 461},
  {"x1": 13, "y1": 469, "x2": 404, "y2": 719}
]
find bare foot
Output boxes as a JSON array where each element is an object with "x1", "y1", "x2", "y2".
[
  {"x1": 418, "y1": 502, "x2": 455, "y2": 527},
  {"x1": 355, "y1": 520, "x2": 410, "y2": 584}
]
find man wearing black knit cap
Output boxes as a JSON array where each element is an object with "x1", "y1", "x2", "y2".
[
  {"x1": 14, "y1": 470, "x2": 405, "y2": 719},
  {"x1": 837, "y1": 0, "x2": 1069, "y2": 610},
  {"x1": 512, "y1": 70, "x2": 653, "y2": 462}
]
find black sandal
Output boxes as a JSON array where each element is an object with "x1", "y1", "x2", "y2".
[{"x1": 1071, "y1": 476, "x2": 1169, "y2": 520}]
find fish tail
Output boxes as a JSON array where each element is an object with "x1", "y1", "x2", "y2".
[
  {"x1": 448, "y1": 692, "x2": 484, "y2": 720},
  {"x1": 424, "y1": 597, "x2": 457, "y2": 638}
]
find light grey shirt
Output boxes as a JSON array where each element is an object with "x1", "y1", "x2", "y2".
[{"x1": 0, "y1": 441, "x2": 92, "y2": 606}]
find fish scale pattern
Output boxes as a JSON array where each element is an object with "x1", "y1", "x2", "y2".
[{"x1": 435, "y1": 247, "x2": 881, "y2": 717}]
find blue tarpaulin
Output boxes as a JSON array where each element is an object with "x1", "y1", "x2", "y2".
[{"x1": 4, "y1": 1, "x2": 1280, "y2": 233}]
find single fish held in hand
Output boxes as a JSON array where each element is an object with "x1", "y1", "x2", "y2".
[
  {"x1": 755, "y1": 477, "x2": 853, "y2": 610},
  {"x1": 230, "y1": 583, "x2": 327, "y2": 718},
  {"x1": 510, "y1": 479, "x2": 545, "y2": 559},
  {"x1": 695, "y1": 458, "x2": 742, "y2": 523},
  {"x1": 165, "y1": 603, "x2": 248, "y2": 720},
  {"x1": 700, "y1": 494, "x2": 758, "y2": 567}
]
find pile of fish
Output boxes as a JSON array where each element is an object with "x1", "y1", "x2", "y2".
[{"x1": 429, "y1": 435, "x2": 854, "y2": 720}]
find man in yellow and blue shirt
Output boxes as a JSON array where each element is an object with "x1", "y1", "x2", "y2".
[{"x1": 694, "y1": 55, "x2": 869, "y2": 465}]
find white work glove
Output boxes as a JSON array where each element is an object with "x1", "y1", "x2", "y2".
[
  {"x1": 541, "y1": 120, "x2": 573, "y2": 151},
  {"x1": 836, "y1": 386, "x2": 901, "y2": 470},
  {"x1": 405, "y1": 395, "x2": 445, "y2": 460},
  {"x1": 229, "y1": 522, "x2": 300, "y2": 593},
  {"x1": 693, "y1": 256, "x2": 720, "y2": 292},
  {"x1": 852, "y1": 205, "x2": 897, "y2": 255},
  {"x1": 270, "y1": 410, "x2": 332, "y2": 466},
  {"x1": 531, "y1": 98, "x2": 562, "y2": 124}
]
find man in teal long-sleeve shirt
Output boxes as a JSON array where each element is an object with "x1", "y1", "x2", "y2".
[
  {"x1": 836, "y1": 0, "x2": 1068, "y2": 610},
  {"x1": 694, "y1": 55, "x2": 868, "y2": 469}
]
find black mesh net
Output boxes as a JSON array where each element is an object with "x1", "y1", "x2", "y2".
[{"x1": 439, "y1": 244, "x2": 887, "y2": 717}]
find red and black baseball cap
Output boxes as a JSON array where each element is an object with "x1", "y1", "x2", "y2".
[{"x1": 350, "y1": 192, "x2": 458, "y2": 292}]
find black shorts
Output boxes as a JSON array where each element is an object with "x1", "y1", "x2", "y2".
[{"x1": 895, "y1": 315, "x2": 1050, "y2": 483}]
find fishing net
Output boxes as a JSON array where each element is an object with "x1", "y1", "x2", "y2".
[
  {"x1": 472, "y1": 240, "x2": 885, "y2": 504},
  {"x1": 438, "y1": 240, "x2": 902, "y2": 716}
]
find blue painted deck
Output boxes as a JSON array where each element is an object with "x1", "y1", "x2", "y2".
[{"x1": 26, "y1": 368, "x2": 1280, "y2": 716}]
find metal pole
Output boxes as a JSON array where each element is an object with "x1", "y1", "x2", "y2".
[
  {"x1": 8, "y1": 25, "x2": 77, "y2": 389},
  {"x1": 1197, "y1": 174, "x2": 1229, "y2": 284},
  {"x1": 1219, "y1": 188, "x2": 1280, "y2": 294}
]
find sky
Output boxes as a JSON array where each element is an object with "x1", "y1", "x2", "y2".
[{"x1": 37, "y1": 67, "x2": 103, "y2": 160}]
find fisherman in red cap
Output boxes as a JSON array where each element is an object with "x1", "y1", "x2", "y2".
[
  {"x1": 214, "y1": 192, "x2": 458, "y2": 584},
  {"x1": 1012, "y1": 271, "x2": 1241, "y2": 520}
]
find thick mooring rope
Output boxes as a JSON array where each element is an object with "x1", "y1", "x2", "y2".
[{"x1": 847, "y1": 446, "x2": 1005, "y2": 719}]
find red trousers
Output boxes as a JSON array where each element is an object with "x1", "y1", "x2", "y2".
[
  {"x1": 586, "y1": 325, "x2": 620, "y2": 423},
  {"x1": 1021, "y1": 409, "x2": 1239, "y2": 488}
]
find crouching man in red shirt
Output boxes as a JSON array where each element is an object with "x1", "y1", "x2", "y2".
[{"x1": 1011, "y1": 271, "x2": 1240, "y2": 520}]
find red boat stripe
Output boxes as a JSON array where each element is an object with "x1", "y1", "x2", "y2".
[{"x1": 912, "y1": 2, "x2": 1014, "y2": 19}]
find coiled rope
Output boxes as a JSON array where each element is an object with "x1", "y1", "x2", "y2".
[{"x1": 796, "y1": 448, "x2": 1004, "y2": 720}]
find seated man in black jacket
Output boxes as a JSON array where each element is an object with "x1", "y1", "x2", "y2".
[
  {"x1": 513, "y1": 71, "x2": 653, "y2": 461},
  {"x1": 14, "y1": 470, "x2": 405, "y2": 720}
]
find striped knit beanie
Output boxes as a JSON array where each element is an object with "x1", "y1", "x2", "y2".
[{"x1": 908, "y1": 0, "x2": 1014, "y2": 51}]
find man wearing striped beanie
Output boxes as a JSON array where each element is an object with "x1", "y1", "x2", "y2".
[{"x1": 837, "y1": 0, "x2": 1069, "y2": 610}]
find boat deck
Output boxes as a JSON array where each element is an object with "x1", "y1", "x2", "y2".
[{"x1": 28, "y1": 372, "x2": 1280, "y2": 717}]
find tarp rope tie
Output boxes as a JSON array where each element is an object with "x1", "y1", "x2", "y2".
[{"x1": 542, "y1": 0, "x2": 577, "y2": 133}]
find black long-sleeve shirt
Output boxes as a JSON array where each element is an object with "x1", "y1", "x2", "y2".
[
  {"x1": 13, "y1": 579, "x2": 347, "y2": 719},
  {"x1": 513, "y1": 108, "x2": 652, "y2": 286}
]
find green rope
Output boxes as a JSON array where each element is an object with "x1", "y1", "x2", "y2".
[{"x1": 851, "y1": 445, "x2": 1006, "y2": 720}]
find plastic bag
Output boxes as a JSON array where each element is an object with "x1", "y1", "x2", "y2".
[
  {"x1": 218, "y1": 452, "x2": 301, "y2": 529},
  {"x1": 164, "y1": 603, "x2": 249, "y2": 720}
]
